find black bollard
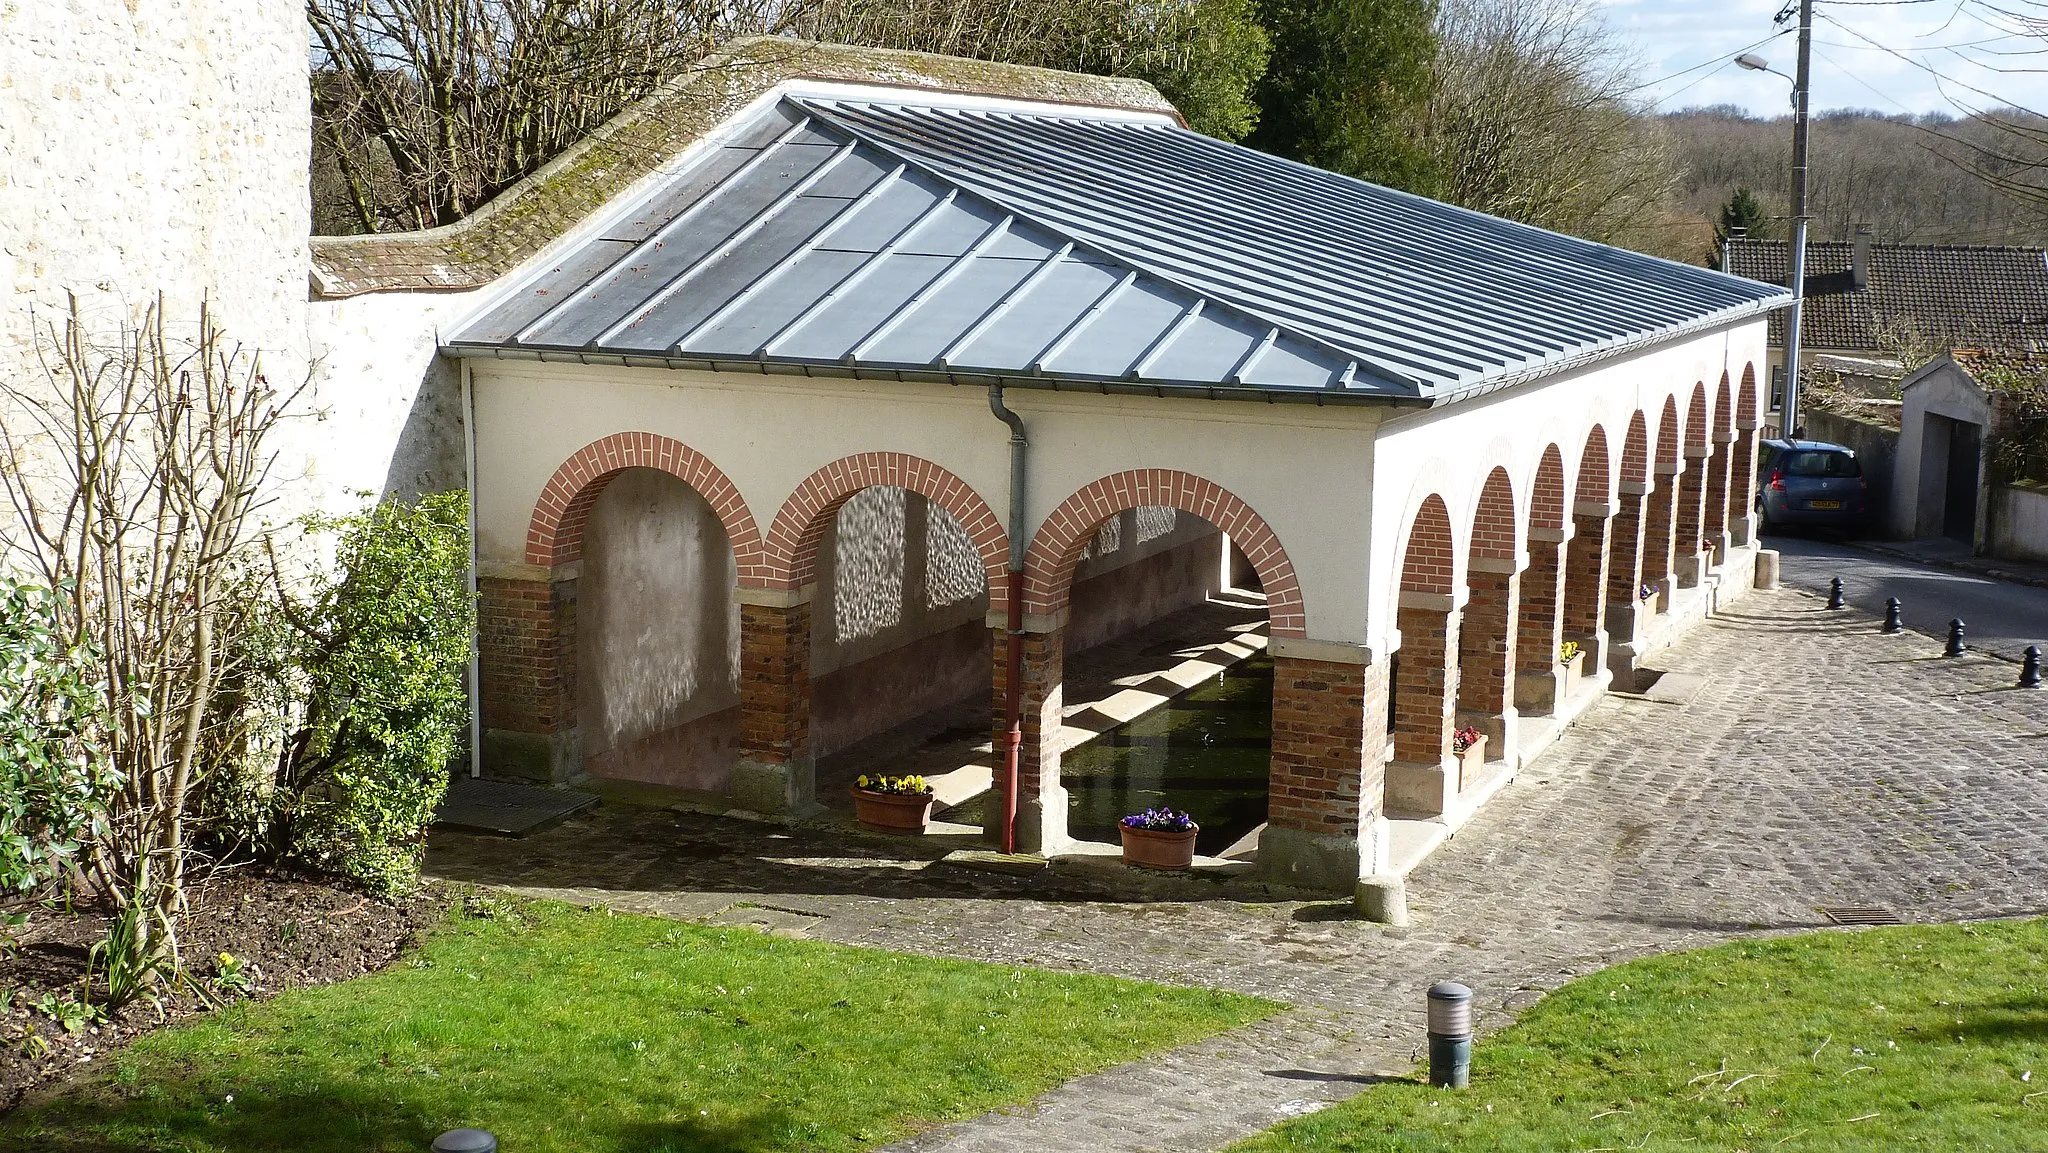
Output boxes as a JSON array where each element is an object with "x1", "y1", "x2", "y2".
[
  {"x1": 1827, "y1": 577, "x2": 1846, "y2": 610},
  {"x1": 1945, "y1": 619, "x2": 1967, "y2": 658},
  {"x1": 2022, "y1": 646, "x2": 2043, "y2": 689},
  {"x1": 1882, "y1": 597, "x2": 1904, "y2": 634},
  {"x1": 433, "y1": 1131, "x2": 497, "y2": 1153},
  {"x1": 1427, "y1": 982, "x2": 1474, "y2": 1089}
]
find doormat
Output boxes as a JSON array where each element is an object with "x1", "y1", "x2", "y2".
[{"x1": 434, "y1": 776, "x2": 600, "y2": 836}]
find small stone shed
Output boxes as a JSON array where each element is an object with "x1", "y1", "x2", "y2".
[{"x1": 316, "y1": 40, "x2": 1789, "y2": 894}]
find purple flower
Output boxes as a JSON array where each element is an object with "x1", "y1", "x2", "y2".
[{"x1": 1120, "y1": 806, "x2": 1196, "y2": 832}]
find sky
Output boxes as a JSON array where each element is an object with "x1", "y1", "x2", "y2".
[{"x1": 1601, "y1": 0, "x2": 2048, "y2": 118}]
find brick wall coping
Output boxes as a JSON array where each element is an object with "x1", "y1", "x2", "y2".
[{"x1": 309, "y1": 37, "x2": 1174, "y2": 298}]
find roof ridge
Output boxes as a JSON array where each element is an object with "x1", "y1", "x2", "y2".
[{"x1": 1730, "y1": 237, "x2": 2048, "y2": 254}]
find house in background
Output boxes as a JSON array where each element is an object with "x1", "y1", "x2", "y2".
[{"x1": 1723, "y1": 232, "x2": 2048, "y2": 424}]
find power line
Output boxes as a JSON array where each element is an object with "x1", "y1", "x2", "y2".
[{"x1": 1629, "y1": 29, "x2": 1791, "y2": 97}]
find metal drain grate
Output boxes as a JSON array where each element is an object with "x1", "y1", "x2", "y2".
[{"x1": 1819, "y1": 905, "x2": 1905, "y2": 926}]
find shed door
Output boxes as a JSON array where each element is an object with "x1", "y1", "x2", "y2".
[{"x1": 1942, "y1": 419, "x2": 1981, "y2": 543}]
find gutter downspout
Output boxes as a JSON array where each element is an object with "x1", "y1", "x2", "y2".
[
  {"x1": 988, "y1": 384, "x2": 1027, "y2": 855},
  {"x1": 461, "y1": 358, "x2": 482, "y2": 779}
]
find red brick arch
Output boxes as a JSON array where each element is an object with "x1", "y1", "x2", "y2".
[
  {"x1": 763, "y1": 452, "x2": 1010, "y2": 599},
  {"x1": 1715, "y1": 372, "x2": 1736, "y2": 438},
  {"x1": 525, "y1": 432, "x2": 763, "y2": 573},
  {"x1": 1737, "y1": 364, "x2": 1760, "y2": 429},
  {"x1": 1399, "y1": 494, "x2": 1456, "y2": 595},
  {"x1": 1470, "y1": 467, "x2": 1519, "y2": 560},
  {"x1": 1577, "y1": 424, "x2": 1612, "y2": 503},
  {"x1": 1025, "y1": 470, "x2": 1306, "y2": 638},
  {"x1": 1621, "y1": 412, "x2": 1651, "y2": 484},
  {"x1": 1657, "y1": 394, "x2": 1684, "y2": 471},
  {"x1": 1531, "y1": 447, "x2": 1568, "y2": 532},
  {"x1": 1686, "y1": 382, "x2": 1712, "y2": 455}
]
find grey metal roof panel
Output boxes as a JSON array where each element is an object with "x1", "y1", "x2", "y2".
[{"x1": 449, "y1": 95, "x2": 1787, "y2": 401}]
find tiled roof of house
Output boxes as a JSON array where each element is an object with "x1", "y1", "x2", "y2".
[
  {"x1": 1724, "y1": 238, "x2": 2048, "y2": 353},
  {"x1": 307, "y1": 38, "x2": 1177, "y2": 298},
  {"x1": 445, "y1": 94, "x2": 1786, "y2": 403}
]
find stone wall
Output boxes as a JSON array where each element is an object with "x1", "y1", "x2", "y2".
[{"x1": 2, "y1": 0, "x2": 309, "y2": 440}]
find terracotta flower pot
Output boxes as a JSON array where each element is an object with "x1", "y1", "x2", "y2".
[
  {"x1": 850, "y1": 787, "x2": 933, "y2": 834},
  {"x1": 1452, "y1": 733, "x2": 1487, "y2": 789},
  {"x1": 1119, "y1": 823, "x2": 1199, "y2": 869}
]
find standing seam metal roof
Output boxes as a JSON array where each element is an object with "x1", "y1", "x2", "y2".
[{"x1": 448, "y1": 94, "x2": 1790, "y2": 403}]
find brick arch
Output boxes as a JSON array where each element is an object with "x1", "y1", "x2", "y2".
[
  {"x1": 1715, "y1": 372, "x2": 1736, "y2": 437},
  {"x1": 1577, "y1": 424, "x2": 1612, "y2": 503},
  {"x1": 1531, "y1": 446, "x2": 1568, "y2": 531},
  {"x1": 1470, "y1": 467, "x2": 1518, "y2": 560},
  {"x1": 763, "y1": 452, "x2": 1010, "y2": 600},
  {"x1": 525, "y1": 432, "x2": 762, "y2": 571},
  {"x1": 1737, "y1": 364, "x2": 1760, "y2": 429},
  {"x1": 1400, "y1": 494, "x2": 1456, "y2": 595},
  {"x1": 1621, "y1": 412, "x2": 1651, "y2": 484},
  {"x1": 1686, "y1": 383, "x2": 1712, "y2": 454},
  {"x1": 1026, "y1": 469, "x2": 1306, "y2": 638},
  {"x1": 1657, "y1": 394, "x2": 1684, "y2": 471}
]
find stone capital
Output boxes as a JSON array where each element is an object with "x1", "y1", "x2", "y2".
[
  {"x1": 1268, "y1": 635, "x2": 1376, "y2": 665},
  {"x1": 735, "y1": 584, "x2": 816, "y2": 608},
  {"x1": 1528, "y1": 524, "x2": 1575, "y2": 544}
]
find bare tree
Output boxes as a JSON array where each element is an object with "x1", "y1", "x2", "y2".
[
  {"x1": 0, "y1": 296, "x2": 302, "y2": 984},
  {"x1": 1419, "y1": 0, "x2": 1683, "y2": 255},
  {"x1": 309, "y1": 0, "x2": 810, "y2": 233},
  {"x1": 308, "y1": 0, "x2": 1269, "y2": 235}
]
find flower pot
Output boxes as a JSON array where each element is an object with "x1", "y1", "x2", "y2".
[
  {"x1": 1119, "y1": 823, "x2": 1199, "y2": 869},
  {"x1": 1452, "y1": 733, "x2": 1487, "y2": 790},
  {"x1": 1559, "y1": 648, "x2": 1586, "y2": 701},
  {"x1": 850, "y1": 787, "x2": 933, "y2": 834}
]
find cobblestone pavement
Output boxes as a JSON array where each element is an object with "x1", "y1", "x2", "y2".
[{"x1": 426, "y1": 587, "x2": 2048, "y2": 1153}]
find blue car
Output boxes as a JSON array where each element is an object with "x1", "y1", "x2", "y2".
[{"x1": 1756, "y1": 438, "x2": 1868, "y2": 532}]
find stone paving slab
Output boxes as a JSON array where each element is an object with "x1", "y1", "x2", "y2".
[{"x1": 427, "y1": 586, "x2": 2048, "y2": 1153}]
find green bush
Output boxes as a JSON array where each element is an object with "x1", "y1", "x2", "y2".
[
  {"x1": 260, "y1": 493, "x2": 474, "y2": 897},
  {"x1": 0, "y1": 578, "x2": 116, "y2": 902}
]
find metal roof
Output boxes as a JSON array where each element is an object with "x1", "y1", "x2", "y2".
[{"x1": 448, "y1": 95, "x2": 1792, "y2": 404}]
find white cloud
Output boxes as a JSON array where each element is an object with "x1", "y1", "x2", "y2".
[{"x1": 1598, "y1": 0, "x2": 2048, "y2": 117}]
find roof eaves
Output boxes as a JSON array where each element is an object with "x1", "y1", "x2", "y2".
[
  {"x1": 1423, "y1": 294, "x2": 1791, "y2": 407},
  {"x1": 443, "y1": 341, "x2": 1430, "y2": 407}
]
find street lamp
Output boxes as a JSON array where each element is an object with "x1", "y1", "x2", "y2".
[{"x1": 1736, "y1": 1, "x2": 1814, "y2": 442}]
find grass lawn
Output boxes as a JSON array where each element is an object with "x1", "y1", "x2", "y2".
[
  {"x1": 2, "y1": 897, "x2": 1274, "y2": 1153},
  {"x1": 1233, "y1": 918, "x2": 2048, "y2": 1152}
]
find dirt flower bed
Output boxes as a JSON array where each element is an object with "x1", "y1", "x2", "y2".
[{"x1": 1, "y1": 872, "x2": 441, "y2": 1111}]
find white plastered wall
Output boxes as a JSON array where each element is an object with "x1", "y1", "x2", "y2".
[
  {"x1": 466, "y1": 360, "x2": 1383, "y2": 644},
  {"x1": 1363, "y1": 320, "x2": 1771, "y2": 658},
  {"x1": 1893, "y1": 360, "x2": 1992, "y2": 541}
]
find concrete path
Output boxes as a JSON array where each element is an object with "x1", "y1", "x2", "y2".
[
  {"x1": 1771, "y1": 532, "x2": 2048, "y2": 660},
  {"x1": 427, "y1": 586, "x2": 2048, "y2": 1153}
]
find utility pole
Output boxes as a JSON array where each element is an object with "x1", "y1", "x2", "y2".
[{"x1": 1782, "y1": 0, "x2": 1813, "y2": 441}]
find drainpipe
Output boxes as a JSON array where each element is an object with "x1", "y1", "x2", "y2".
[
  {"x1": 462, "y1": 358, "x2": 482, "y2": 779},
  {"x1": 988, "y1": 384, "x2": 1028, "y2": 854}
]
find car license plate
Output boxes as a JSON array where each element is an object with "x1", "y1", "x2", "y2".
[{"x1": 1809, "y1": 500, "x2": 1841, "y2": 510}]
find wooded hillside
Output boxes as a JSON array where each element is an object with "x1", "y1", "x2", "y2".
[{"x1": 1661, "y1": 106, "x2": 2048, "y2": 257}]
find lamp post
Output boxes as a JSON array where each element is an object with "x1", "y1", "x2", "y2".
[{"x1": 1736, "y1": 0, "x2": 1813, "y2": 440}]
